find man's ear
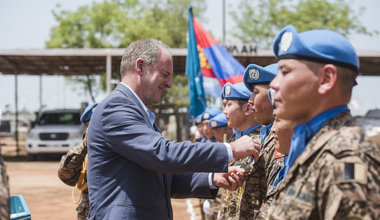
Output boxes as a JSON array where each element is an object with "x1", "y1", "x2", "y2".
[
  {"x1": 244, "y1": 102, "x2": 253, "y2": 116},
  {"x1": 318, "y1": 64, "x2": 338, "y2": 95},
  {"x1": 136, "y1": 58, "x2": 144, "y2": 76}
]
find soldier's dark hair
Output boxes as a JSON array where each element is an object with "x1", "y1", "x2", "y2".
[
  {"x1": 120, "y1": 39, "x2": 170, "y2": 77},
  {"x1": 305, "y1": 61, "x2": 356, "y2": 97}
]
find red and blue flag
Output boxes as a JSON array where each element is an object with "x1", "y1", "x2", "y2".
[{"x1": 189, "y1": 8, "x2": 245, "y2": 98}]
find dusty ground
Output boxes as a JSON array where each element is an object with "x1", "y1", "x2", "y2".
[
  {"x1": 6, "y1": 160, "x2": 205, "y2": 220},
  {"x1": 1, "y1": 136, "x2": 203, "y2": 220}
]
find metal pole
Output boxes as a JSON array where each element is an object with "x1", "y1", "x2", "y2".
[
  {"x1": 39, "y1": 74, "x2": 43, "y2": 112},
  {"x1": 15, "y1": 72, "x2": 19, "y2": 156},
  {"x1": 222, "y1": 0, "x2": 226, "y2": 45},
  {"x1": 106, "y1": 55, "x2": 112, "y2": 95}
]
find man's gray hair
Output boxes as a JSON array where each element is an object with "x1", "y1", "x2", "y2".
[{"x1": 120, "y1": 38, "x2": 170, "y2": 76}]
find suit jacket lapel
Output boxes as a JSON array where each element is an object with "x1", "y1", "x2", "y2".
[{"x1": 115, "y1": 83, "x2": 155, "y2": 131}]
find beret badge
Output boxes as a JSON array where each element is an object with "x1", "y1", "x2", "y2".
[
  {"x1": 203, "y1": 113, "x2": 210, "y2": 120},
  {"x1": 225, "y1": 85, "x2": 231, "y2": 95},
  {"x1": 249, "y1": 69, "x2": 260, "y2": 81},
  {"x1": 280, "y1": 32, "x2": 293, "y2": 52}
]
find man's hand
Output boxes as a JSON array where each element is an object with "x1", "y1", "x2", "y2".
[
  {"x1": 212, "y1": 166, "x2": 247, "y2": 191},
  {"x1": 230, "y1": 135, "x2": 261, "y2": 161}
]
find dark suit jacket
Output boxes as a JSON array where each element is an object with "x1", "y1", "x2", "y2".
[{"x1": 87, "y1": 83, "x2": 229, "y2": 219}]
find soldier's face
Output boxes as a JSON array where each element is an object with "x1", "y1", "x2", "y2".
[
  {"x1": 197, "y1": 124, "x2": 205, "y2": 136},
  {"x1": 212, "y1": 126, "x2": 232, "y2": 142},
  {"x1": 222, "y1": 99, "x2": 227, "y2": 111},
  {"x1": 223, "y1": 100, "x2": 246, "y2": 130},
  {"x1": 270, "y1": 59, "x2": 320, "y2": 124},
  {"x1": 248, "y1": 85, "x2": 274, "y2": 125},
  {"x1": 272, "y1": 115, "x2": 294, "y2": 155},
  {"x1": 202, "y1": 120, "x2": 214, "y2": 138}
]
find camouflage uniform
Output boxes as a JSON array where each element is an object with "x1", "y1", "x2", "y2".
[
  {"x1": 220, "y1": 128, "x2": 270, "y2": 220},
  {"x1": 255, "y1": 178, "x2": 285, "y2": 220},
  {"x1": 0, "y1": 155, "x2": 9, "y2": 219},
  {"x1": 203, "y1": 134, "x2": 234, "y2": 220},
  {"x1": 267, "y1": 110, "x2": 380, "y2": 220},
  {"x1": 58, "y1": 140, "x2": 88, "y2": 220},
  {"x1": 238, "y1": 131, "x2": 284, "y2": 220}
]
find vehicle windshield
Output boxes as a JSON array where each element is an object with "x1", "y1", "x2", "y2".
[{"x1": 38, "y1": 112, "x2": 81, "y2": 125}]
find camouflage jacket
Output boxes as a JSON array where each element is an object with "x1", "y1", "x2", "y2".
[
  {"x1": 267, "y1": 110, "x2": 380, "y2": 220},
  {"x1": 255, "y1": 178, "x2": 285, "y2": 220},
  {"x1": 0, "y1": 156, "x2": 9, "y2": 220},
  {"x1": 58, "y1": 140, "x2": 87, "y2": 186},
  {"x1": 220, "y1": 127, "x2": 267, "y2": 220},
  {"x1": 58, "y1": 140, "x2": 89, "y2": 220},
  {"x1": 238, "y1": 131, "x2": 284, "y2": 220}
]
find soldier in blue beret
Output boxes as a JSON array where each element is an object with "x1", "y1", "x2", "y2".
[
  {"x1": 199, "y1": 108, "x2": 222, "y2": 143},
  {"x1": 208, "y1": 113, "x2": 233, "y2": 143},
  {"x1": 219, "y1": 82, "x2": 263, "y2": 219},
  {"x1": 267, "y1": 25, "x2": 380, "y2": 220},
  {"x1": 222, "y1": 63, "x2": 286, "y2": 219},
  {"x1": 194, "y1": 115, "x2": 204, "y2": 142},
  {"x1": 58, "y1": 103, "x2": 98, "y2": 220},
  {"x1": 202, "y1": 112, "x2": 234, "y2": 219}
]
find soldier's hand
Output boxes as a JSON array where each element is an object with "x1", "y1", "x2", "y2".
[
  {"x1": 230, "y1": 135, "x2": 260, "y2": 161},
  {"x1": 212, "y1": 166, "x2": 247, "y2": 191}
]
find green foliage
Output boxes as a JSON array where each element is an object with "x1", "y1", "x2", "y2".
[
  {"x1": 231, "y1": 0, "x2": 377, "y2": 48},
  {"x1": 46, "y1": 0, "x2": 205, "y2": 110},
  {"x1": 46, "y1": 0, "x2": 206, "y2": 48}
]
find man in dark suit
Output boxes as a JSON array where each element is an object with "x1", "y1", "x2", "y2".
[{"x1": 87, "y1": 38, "x2": 261, "y2": 220}]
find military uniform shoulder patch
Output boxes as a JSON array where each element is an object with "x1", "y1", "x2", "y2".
[{"x1": 333, "y1": 162, "x2": 367, "y2": 184}]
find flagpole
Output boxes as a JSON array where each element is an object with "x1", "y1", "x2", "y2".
[{"x1": 222, "y1": 0, "x2": 226, "y2": 45}]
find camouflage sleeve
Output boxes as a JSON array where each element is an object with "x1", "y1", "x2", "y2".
[
  {"x1": 318, "y1": 153, "x2": 380, "y2": 220},
  {"x1": 58, "y1": 140, "x2": 87, "y2": 186},
  {"x1": 238, "y1": 158, "x2": 267, "y2": 218}
]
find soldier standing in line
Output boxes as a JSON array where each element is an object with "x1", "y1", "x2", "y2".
[
  {"x1": 58, "y1": 103, "x2": 97, "y2": 220},
  {"x1": 203, "y1": 112, "x2": 233, "y2": 220},
  {"x1": 209, "y1": 113, "x2": 233, "y2": 143},
  {"x1": 0, "y1": 110, "x2": 10, "y2": 219},
  {"x1": 255, "y1": 110, "x2": 295, "y2": 219},
  {"x1": 199, "y1": 108, "x2": 222, "y2": 143},
  {"x1": 194, "y1": 115, "x2": 204, "y2": 142},
  {"x1": 219, "y1": 82, "x2": 262, "y2": 220},
  {"x1": 228, "y1": 63, "x2": 285, "y2": 220},
  {"x1": 267, "y1": 25, "x2": 380, "y2": 219}
]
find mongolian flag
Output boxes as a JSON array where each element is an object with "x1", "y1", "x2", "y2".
[
  {"x1": 187, "y1": 7, "x2": 245, "y2": 98},
  {"x1": 186, "y1": 7, "x2": 207, "y2": 117}
]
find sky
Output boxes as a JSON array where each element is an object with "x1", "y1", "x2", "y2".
[{"x1": 0, "y1": 0, "x2": 379, "y2": 116}]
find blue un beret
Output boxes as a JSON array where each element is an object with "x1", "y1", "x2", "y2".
[
  {"x1": 273, "y1": 25, "x2": 359, "y2": 72},
  {"x1": 201, "y1": 108, "x2": 222, "y2": 121},
  {"x1": 222, "y1": 82, "x2": 252, "y2": 101},
  {"x1": 243, "y1": 63, "x2": 278, "y2": 91},
  {"x1": 80, "y1": 103, "x2": 98, "y2": 123},
  {"x1": 209, "y1": 113, "x2": 228, "y2": 129},
  {"x1": 195, "y1": 115, "x2": 203, "y2": 125}
]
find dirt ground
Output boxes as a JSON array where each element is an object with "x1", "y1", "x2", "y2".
[
  {"x1": 5, "y1": 160, "x2": 204, "y2": 220},
  {"x1": 1, "y1": 137, "x2": 204, "y2": 220}
]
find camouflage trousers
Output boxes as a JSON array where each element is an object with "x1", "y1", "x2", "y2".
[
  {"x1": 0, "y1": 155, "x2": 10, "y2": 219},
  {"x1": 76, "y1": 189, "x2": 89, "y2": 220}
]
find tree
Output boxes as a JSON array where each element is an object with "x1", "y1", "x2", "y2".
[
  {"x1": 46, "y1": 0, "x2": 205, "y2": 109},
  {"x1": 231, "y1": 0, "x2": 377, "y2": 48}
]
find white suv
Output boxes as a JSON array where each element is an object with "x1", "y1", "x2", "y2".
[{"x1": 26, "y1": 109, "x2": 85, "y2": 159}]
